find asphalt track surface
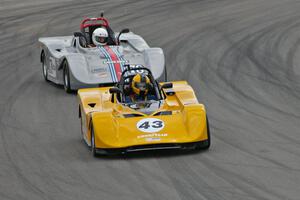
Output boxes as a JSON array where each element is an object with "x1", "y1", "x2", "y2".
[{"x1": 1, "y1": 0, "x2": 300, "y2": 199}]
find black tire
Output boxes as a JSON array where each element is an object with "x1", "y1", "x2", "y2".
[
  {"x1": 195, "y1": 116, "x2": 211, "y2": 150},
  {"x1": 63, "y1": 61, "x2": 72, "y2": 93},
  {"x1": 41, "y1": 52, "x2": 49, "y2": 82},
  {"x1": 90, "y1": 125, "x2": 97, "y2": 157},
  {"x1": 79, "y1": 106, "x2": 85, "y2": 139},
  {"x1": 202, "y1": 116, "x2": 211, "y2": 150}
]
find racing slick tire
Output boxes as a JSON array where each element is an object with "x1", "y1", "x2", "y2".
[
  {"x1": 90, "y1": 125, "x2": 97, "y2": 157},
  {"x1": 63, "y1": 60, "x2": 72, "y2": 93},
  {"x1": 79, "y1": 106, "x2": 85, "y2": 140},
  {"x1": 41, "y1": 52, "x2": 49, "y2": 82},
  {"x1": 195, "y1": 116, "x2": 211, "y2": 150}
]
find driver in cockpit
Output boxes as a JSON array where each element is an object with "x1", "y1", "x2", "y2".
[
  {"x1": 125, "y1": 73, "x2": 156, "y2": 103},
  {"x1": 91, "y1": 28, "x2": 108, "y2": 46}
]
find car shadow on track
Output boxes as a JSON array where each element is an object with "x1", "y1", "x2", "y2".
[
  {"x1": 77, "y1": 132, "x2": 211, "y2": 160},
  {"x1": 44, "y1": 80, "x2": 78, "y2": 95},
  {"x1": 94, "y1": 149, "x2": 210, "y2": 160}
]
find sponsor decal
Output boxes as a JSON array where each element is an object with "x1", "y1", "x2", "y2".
[
  {"x1": 92, "y1": 67, "x2": 107, "y2": 73},
  {"x1": 48, "y1": 56, "x2": 57, "y2": 77},
  {"x1": 145, "y1": 138, "x2": 161, "y2": 142},
  {"x1": 103, "y1": 60, "x2": 129, "y2": 64},
  {"x1": 92, "y1": 67, "x2": 108, "y2": 77},
  {"x1": 97, "y1": 72, "x2": 108, "y2": 77},
  {"x1": 137, "y1": 133, "x2": 168, "y2": 139},
  {"x1": 124, "y1": 64, "x2": 145, "y2": 76}
]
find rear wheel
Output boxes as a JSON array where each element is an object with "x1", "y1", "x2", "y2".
[
  {"x1": 63, "y1": 61, "x2": 72, "y2": 93},
  {"x1": 41, "y1": 52, "x2": 49, "y2": 82}
]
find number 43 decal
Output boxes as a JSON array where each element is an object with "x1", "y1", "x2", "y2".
[
  {"x1": 136, "y1": 118, "x2": 165, "y2": 133},
  {"x1": 139, "y1": 121, "x2": 163, "y2": 129}
]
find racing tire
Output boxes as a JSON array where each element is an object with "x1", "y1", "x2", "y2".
[
  {"x1": 90, "y1": 125, "x2": 97, "y2": 157},
  {"x1": 203, "y1": 117, "x2": 211, "y2": 149},
  {"x1": 79, "y1": 106, "x2": 85, "y2": 139},
  {"x1": 63, "y1": 61, "x2": 72, "y2": 93},
  {"x1": 195, "y1": 116, "x2": 211, "y2": 150},
  {"x1": 41, "y1": 52, "x2": 49, "y2": 82}
]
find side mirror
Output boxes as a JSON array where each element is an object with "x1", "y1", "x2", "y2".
[
  {"x1": 109, "y1": 87, "x2": 122, "y2": 94},
  {"x1": 120, "y1": 28, "x2": 130, "y2": 34},
  {"x1": 74, "y1": 32, "x2": 85, "y2": 37},
  {"x1": 161, "y1": 83, "x2": 173, "y2": 89},
  {"x1": 74, "y1": 32, "x2": 88, "y2": 47},
  {"x1": 117, "y1": 28, "x2": 130, "y2": 45}
]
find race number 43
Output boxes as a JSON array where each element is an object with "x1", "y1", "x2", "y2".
[{"x1": 136, "y1": 118, "x2": 165, "y2": 133}]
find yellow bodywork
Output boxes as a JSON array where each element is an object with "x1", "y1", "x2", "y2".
[{"x1": 78, "y1": 81, "x2": 209, "y2": 149}]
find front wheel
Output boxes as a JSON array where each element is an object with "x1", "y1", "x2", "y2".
[
  {"x1": 90, "y1": 125, "x2": 97, "y2": 157},
  {"x1": 79, "y1": 106, "x2": 85, "y2": 140},
  {"x1": 63, "y1": 61, "x2": 72, "y2": 93},
  {"x1": 195, "y1": 116, "x2": 211, "y2": 150},
  {"x1": 41, "y1": 52, "x2": 49, "y2": 82},
  {"x1": 203, "y1": 118, "x2": 211, "y2": 150}
]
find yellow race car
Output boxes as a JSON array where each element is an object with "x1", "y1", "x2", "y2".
[{"x1": 78, "y1": 67, "x2": 210, "y2": 156}]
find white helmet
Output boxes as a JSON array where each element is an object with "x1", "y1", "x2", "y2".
[{"x1": 92, "y1": 28, "x2": 108, "y2": 46}]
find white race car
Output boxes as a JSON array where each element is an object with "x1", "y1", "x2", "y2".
[{"x1": 39, "y1": 14, "x2": 166, "y2": 93}]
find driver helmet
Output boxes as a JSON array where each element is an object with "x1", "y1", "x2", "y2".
[
  {"x1": 92, "y1": 28, "x2": 108, "y2": 46},
  {"x1": 132, "y1": 73, "x2": 151, "y2": 96}
]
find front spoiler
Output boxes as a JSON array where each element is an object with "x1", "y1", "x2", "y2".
[{"x1": 95, "y1": 140, "x2": 210, "y2": 155}]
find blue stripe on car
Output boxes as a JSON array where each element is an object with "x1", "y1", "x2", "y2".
[
  {"x1": 114, "y1": 47, "x2": 126, "y2": 71},
  {"x1": 98, "y1": 46, "x2": 117, "y2": 82}
]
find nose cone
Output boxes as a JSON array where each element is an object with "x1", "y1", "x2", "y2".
[{"x1": 97, "y1": 114, "x2": 192, "y2": 148}]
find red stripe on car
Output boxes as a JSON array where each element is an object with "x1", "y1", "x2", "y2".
[{"x1": 104, "y1": 46, "x2": 122, "y2": 81}]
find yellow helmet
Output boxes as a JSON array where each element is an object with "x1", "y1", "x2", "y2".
[{"x1": 132, "y1": 73, "x2": 151, "y2": 95}]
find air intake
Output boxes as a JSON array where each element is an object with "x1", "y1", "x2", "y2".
[
  {"x1": 153, "y1": 111, "x2": 172, "y2": 116},
  {"x1": 88, "y1": 103, "x2": 96, "y2": 108},
  {"x1": 123, "y1": 113, "x2": 144, "y2": 118}
]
